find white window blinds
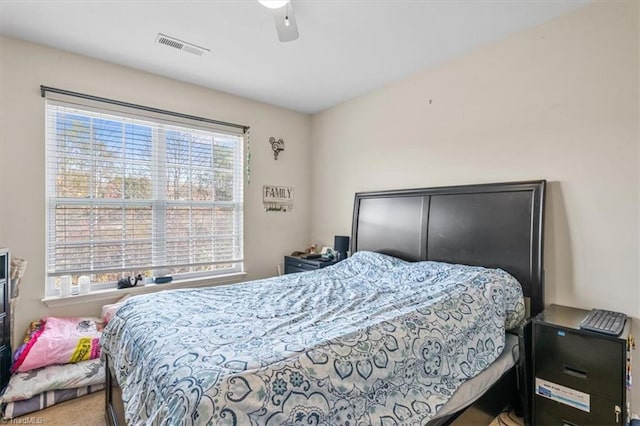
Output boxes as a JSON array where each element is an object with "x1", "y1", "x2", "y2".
[{"x1": 45, "y1": 100, "x2": 244, "y2": 294}]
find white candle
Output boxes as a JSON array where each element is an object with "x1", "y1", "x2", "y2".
[
  {"x1": 59, "y1": 275, "x2": 72, "y2": 297},
  {"x1": 78, "y1": 275, "x2": 91, "y2": 294}
]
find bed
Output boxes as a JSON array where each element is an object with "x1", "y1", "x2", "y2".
[{"x1": 102, "y1": 180, "x2": 546, "y2": 425}]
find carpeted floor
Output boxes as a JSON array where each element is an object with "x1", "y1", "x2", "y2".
[
  {"x1": 14, "y1": 392, "x2": 523, "y2": 425},
  {"x1": 488, "y1": 409, "x2": 524, "y2": 426},
  {"x1": 14, "y1": 390, "x2": 104, "y2": 425}
]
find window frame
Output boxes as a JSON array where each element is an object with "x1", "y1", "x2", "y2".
[{"x1": 45, "y1": 99, "x2": 245, "y2": 296}]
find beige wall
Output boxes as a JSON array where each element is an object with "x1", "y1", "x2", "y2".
[
  {"x1": 0, "y1": 36, "x2": 312, "y2": 340},
  {"x1": 311, "y1": 0, "x2": 640, "y2": 411}
]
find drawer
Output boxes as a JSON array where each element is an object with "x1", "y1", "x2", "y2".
[
  {"x1": 0, "y1": 280, "x2": 5, "y2": 314},
  {"x1": 284, "y1": 256, "x2": 337, "y2": 274},
  {"x1": 285, "y1": 264, "x2": 313, "y2": 274},
  {"x1": 0, "y1": 345, "x2": 10, "y2": 388},
  {"x1": 534, "y1": 393, "x2": 622, "y2": 425},
  {"x1": 0, "y1": 314, "x2": 7, "y2": 346},
  {"x1": 317, "y1": 261, "x2": 336, "y2": 269},
  {"x1": 286, "y1": 260, "x2": 317, "y2": 270},
  {"x1": 0, "y1": 252, "x2": 6, "y2": 281},
  {"x1": 534, "y1": 324, "x2": 623, "y2": 401},
  {"x1": 284, "y1": 257, "x2": 320, "y2": 274}
]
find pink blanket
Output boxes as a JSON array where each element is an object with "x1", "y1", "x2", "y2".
[{"x1": 12, "y1": 317, "x2": 102, "y2": 373}]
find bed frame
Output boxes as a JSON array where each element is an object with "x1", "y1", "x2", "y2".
[
  {"x1": 105, "y1": 179, "x2": 546, "y2": 425},
  {"x1": 351, "y1": 180, "x2": 545, "y2": 424}
]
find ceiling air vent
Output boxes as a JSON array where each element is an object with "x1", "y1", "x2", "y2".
[{"x1": 156, "y1": 33, "x2": 209, "y2": 56}]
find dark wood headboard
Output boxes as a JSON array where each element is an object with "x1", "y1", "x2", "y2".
[{"x1": 351, "y1": 180, "x2": 546, "y2": 316}]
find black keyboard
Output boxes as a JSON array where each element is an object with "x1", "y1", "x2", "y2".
[{"x1": 579, "y1": 309, "x2": 626, "y2": 336}]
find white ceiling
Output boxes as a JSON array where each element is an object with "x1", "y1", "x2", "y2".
[{"x1": 0, "y1": 0, "x2": 590, "y2": 114}]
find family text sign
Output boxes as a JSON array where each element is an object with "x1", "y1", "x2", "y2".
[{"x1": 263, "y1": 185, "x2": 294, "y2": 212}]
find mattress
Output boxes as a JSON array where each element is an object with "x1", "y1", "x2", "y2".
[
  {"x1": 432, "y1": 332, "x2": 519, "y2": 420},
  {"x1": 101, "y1": 251, "x2": 525, "y2": 425}
]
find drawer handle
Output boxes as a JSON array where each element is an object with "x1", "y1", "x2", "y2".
[
  {"x1": 562, "y1": 420, "x2": 578, "y2": 426},
  {"x1": 563, "y1": 364, "x2": 587, "y2": 379}
]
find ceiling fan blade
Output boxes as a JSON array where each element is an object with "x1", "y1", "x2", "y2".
[{"x1": 273, "y1": 3, "x2": 299, "y2": 42}]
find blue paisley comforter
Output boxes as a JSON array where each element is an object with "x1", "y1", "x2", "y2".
[{"x1": 101, "y1": 251, "x2": 525, "y2": 425}]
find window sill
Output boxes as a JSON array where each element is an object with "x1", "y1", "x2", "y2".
[{"x1": 41, "y1": 272, "x2": 247, "y2": 309}]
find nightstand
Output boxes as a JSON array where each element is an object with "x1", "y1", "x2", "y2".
[
  {"x1": 532, "y1": 304, "x2": 631, "y2": 425},
  {"x1": 284, "y1": 256, "x2": 338, "y2": 274}
]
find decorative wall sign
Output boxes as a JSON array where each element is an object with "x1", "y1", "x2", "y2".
[
  {"x1": 269, "y1": 137, "x2": 285, "y2": 160},
  {"x1": 263, "y1": 185, "x2": 293, "y2": 212}
]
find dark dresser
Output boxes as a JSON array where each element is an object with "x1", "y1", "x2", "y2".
[
  {"x1": 0, "y1": 249, "x2": 11, "y2": 388},
  {"x1": 284, "y1": 255, "x2": 338, "y2": 274},
  {"x1": 532, "y1": 304, "x2": 631, "y2": 425}
]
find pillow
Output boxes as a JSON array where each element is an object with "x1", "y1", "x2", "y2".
[
  {"x1": 1, "y1": 359, "x2": 104, "y2": 403},
  {"x1": 377, "y1": 260, "x2": 525, "y2": 329},
  {"x1": 2, "y1": 384, "x2": 105, "y2": 420},
  {"x1": 12, "y1": 317, "x2": 103, "y2": 373},
  {"x1": 102, "y1": 295, "x2": 131, "y2": 324},
  {"x1": 328, "y1": 250, "x2": 409, "y2": 280},
  {"x1": 346, "y1": 250, "x2": 409, "y2": 268}
]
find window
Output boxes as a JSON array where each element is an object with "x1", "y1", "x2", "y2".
[{"x1": 45, "y1": 100, "x2": 244, "y2": 295}]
